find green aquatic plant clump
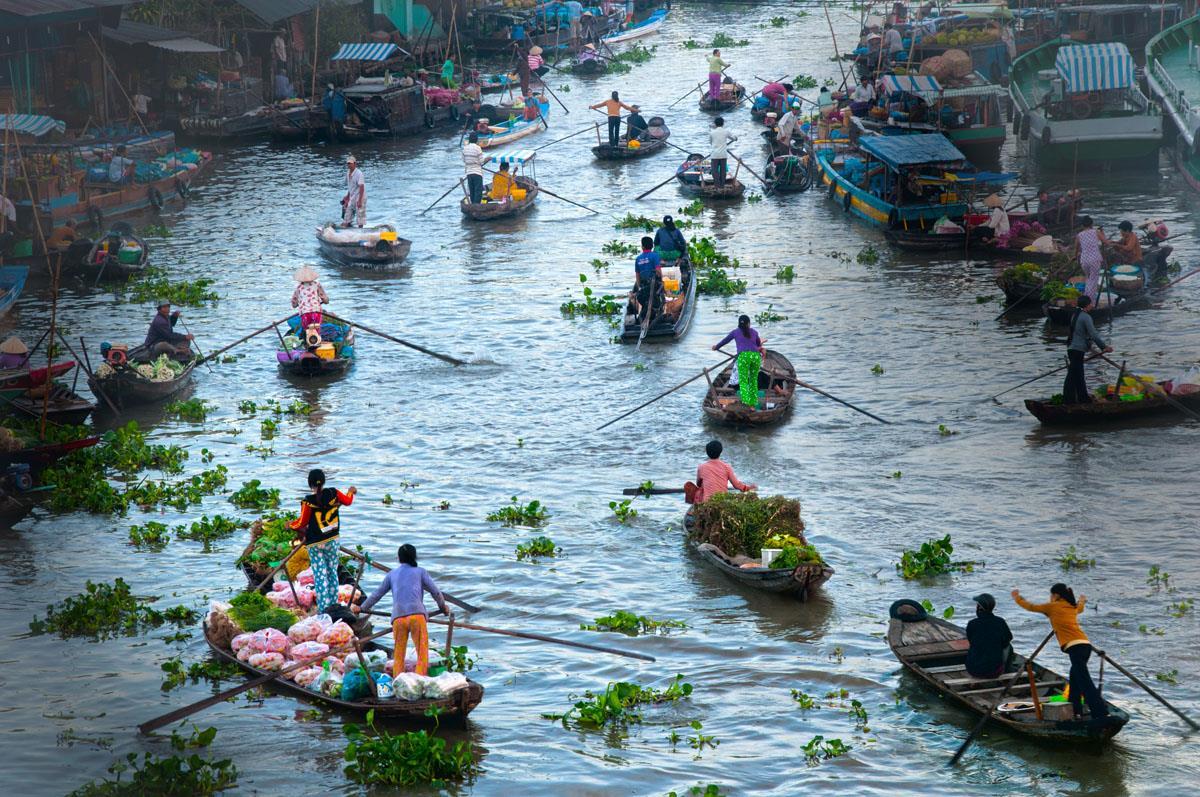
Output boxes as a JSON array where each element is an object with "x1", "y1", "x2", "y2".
[
  {"x1": 163, "y1": 398, "x2": 210, "y2": 422},
  {"x1": 487, "y1": 496, "x2": 549, "y2": 527},
  {"x1": 229, "y1": 480, "x2": 280, "y2": 510},
  {"x1": 543, "y1": 675, "x2": 693, "y2": 728},
  {"x1": 343, "y1": 709, "x2": 478, "y2": 787},
  {"x1": 767, "y1": 543, "x2": 824, "y2": 569},
  {"x1": 581, "y1": 610, "x2": 686, "y2": 636},
  {"x1": 29, "y1": 578, "x2": 196, "y2": 639},
  {"x1": 697, "y1": 268, "x2": 747, "y2": 297},
  {"x1": 897, "y1": 534, "x2": 977, "y2": 579},
  {"x1": 515, "y1": 536, "x2": 560, "y2": 560},
  {"x1": 561, "y1": 274, "x2": 623, "y2": 317},
  {"x1": 689, "y1": 492, "x2": 808, "y2": 559},
  {"x1": 124, "y1": 267, "x2": 219, "y2": 307}
]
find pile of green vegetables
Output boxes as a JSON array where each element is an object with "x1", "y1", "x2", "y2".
[
  {"x1": 689, "y1": 494, "x2": 821, "y2": 565},
  {"x1": 237, "y1": 513, "x2": 294, "y2": 573},
  {"x1": 227, "y1": 591, "x2": 296, "y2": 632}
]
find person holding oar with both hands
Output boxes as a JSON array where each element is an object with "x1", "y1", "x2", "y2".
[
  {"x1": 591, "y1": 91, "x2": 636, "y2": 148},
  {"x1": 1062, "y1": 294, "x2": 1112, "y2": 404}
]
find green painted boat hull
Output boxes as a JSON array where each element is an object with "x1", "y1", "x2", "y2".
[{"x1": 1030, "y1": 136, "x2": 1160, "y2": 168}]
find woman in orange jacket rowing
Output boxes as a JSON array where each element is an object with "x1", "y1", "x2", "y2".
[{"x1": 1012, "y1": 582, "x2": 1109, "y2": 722}]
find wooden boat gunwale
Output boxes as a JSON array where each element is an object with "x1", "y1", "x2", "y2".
[{"x1": 702, "y1": 349, "x2": 796, "y2": 425}]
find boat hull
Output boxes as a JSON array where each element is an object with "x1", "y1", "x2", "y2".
[
  {"x1": 702, "y1": 349, "x2": 796, "y2": 426},
  {"x1": 619, "y1": 258, "x2": 697, "y2": 342},
  {"x1": 88, "y1": 361, "x2": 197, "y2": 409}
]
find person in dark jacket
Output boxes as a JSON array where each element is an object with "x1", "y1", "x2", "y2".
[
  {"x1": 1063, "y1": 295, "x2": 1113, "y2": 404},
  {"x1": 965, "y1": 593, "x2": 1013, "y2": 678},
  {"x1": 653, "y1": 215, "x2": 687, "y2": 260},
  {"x1": 143, "y1": 300, "x2": 194, "y2": 357}
]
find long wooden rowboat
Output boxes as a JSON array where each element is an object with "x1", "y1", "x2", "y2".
[
  {"x1": 7, "y1": 383, "x2": 95, "y2": 426},
  {"x1": 202, "y1": 622, "x2": 485, "y2": 723},
  {"x1": 884, "y1": 225, "x2": 992, "y2": 252},
  {"x1": 593, "y1": 122, "x2": 670, "y2": 160},
  {"x1": 0, "y1": 435, "x2": 100, "y2": 471},
  {"x1": 702, "y1": 349, "x2": 796, "y2": 425},
  {"x1": 88, "y1": 357, "x2": 198, "y2": 409},
  {"x1": 82, "y1": 226, "x2": 150, "y2": 280},
  {"x1": 0, "y1": 265, "x2": 28, "y2": 319},
  {"x1": 1025, "y1": 385, "x2": 1200, "y2": 425},
  {"x1": 315, "y1": 223, "x2": 412, "y2": 270},
  {"x1": 682, "y1": 513, "x2": 832, "y2": 600},
  {"x1": 618, "y1": 257, "x2": 697, "y2": 342},
  {"x1": 675, "y1": 153, "x2": 745, "y2": 199},
  {"x1": 1043, "y1": 291, "x2": 1151, "y2": 324},
  {"x1": 699, "y1": 83, "x2": 746, "y2": 112},
  {"x1": 461, "y1": 176, "x2": 539, "y2": 221},
  {"x1": 887, "y1": 608, "x2": 1130, "y2": 742}
]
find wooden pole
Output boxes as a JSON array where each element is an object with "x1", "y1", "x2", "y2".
[
  {"x1": 340, "y1": 545, "x2": 480, "y2": 612},
  {"x1": 201, "y1": 316, "x2": 293, "y2": 363},
  {"x1": 425, "y1": 615, "x2": 655, "y2": 661},
  {"x1": 596, "y1": 353, "x2": 734, "y2": 430},
  {"x1": 54, "y1": 331, "x2": 119, "y2": 415},
  {"x1": 310, "y1": 1, "x2": 321, "y2": 106},
  {"x1": 322, "y1": 313, "x2": 467, "y2": 366},
  {"x1": 990, "y1": 353, "x2": 1102, "y2": 401},
  {"x1": 421, "y1": 177, "x2": 465, "y2": 214},
  {"x1": 822, "y1": 2, "x2": 847, "y2": 88},
  {"x1": 1094, "y1": 648, "x2": 1200, "y2": 730}
]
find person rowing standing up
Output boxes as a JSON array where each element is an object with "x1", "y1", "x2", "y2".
[
  {"x1": 710, "y1": 117, "x2": 736, "y2": 189},
  {"x1": 713, "y1": 314, "x2": 765, "y2": 408},
  {"x1": 707, "y1": 49, "x2": 730, "y2": 101},
  {"x1": 463, "y1": 132, "x2": 485, "y2": 205},
  {"x1": 1013, "y1": 583, "x2": 1111, "y2": 724},
  {"x1": 341, "y1": 155, "x2": 366, "y2": 228},
  {"x1": 289, "y1": 469, "x2": 356, "y2": 613},
  {"x1": 591, "y1": 91, "x2": 635, "y2": 147},
  {"x1": 353, "y1": 544, "x2": 449, "y2": 678},
  {"x1": 691, "y1": 439, "x2": 756, "y2": 505},
  {"x1": 1062, "y1": 295, "x2": 1112, "y2": 405}
]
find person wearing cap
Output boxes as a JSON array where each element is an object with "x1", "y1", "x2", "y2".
[
  {"x1": 291, "y1": 266, "x2": 329, "y2": 331},
  {"x1": 775, "y1": 101, "x2": 800, "y2": 149},
  {"x1": 1063, "y1": 294, "x2": 1112, "y2": 404},
  {"x1": 143, "y1": 300, "x2": 194, "y2": 358},
  {"x1": 590, "y1": 91, "x2": 635, "y2": 148},
  {"x1": 341, "y1": 155, "x2": 366, "y2": 228},
  {"x1": 653, "y1": 216, "x2": 687, "y2": 260},
  {"x1": 633, "y1": 235, "x2": 663, "y2": 322},
  {"x1": 625, "y1": 104, "x2": 648, "y2": 142},
  {"x1": 1108, "y1": 220, "x2": 1143, "y2": 265},
  {"x1": 982, "y1": 193, "x2": 1009, "y2": 241},
  {"x1": 462, "y1": 132, "x2": 485, "y2": 204},
  {"x1": 965, "y1": 593, "x2": 1013, "y2": 679},
  {"x1": 707, "y1": 49, "x2": 730, "y2": 101},
  {"x1": 692, "y1": 439, "x2": 755, "y2": 506},
  {"x1": 0, "y1": 336, "x2": 29, "y2": 370}
]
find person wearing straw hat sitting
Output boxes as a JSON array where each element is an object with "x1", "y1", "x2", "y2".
[
  {"x1": 0, "y1": 336, "x2": 29, "y2": 370},
  {"x1": 341, "y1": 155, "x2": 366, "y2": 228},
  {"x1": 981, "y1": 193, "x2": 1010, "y2": 242},
  {"x1": 143, "y1": 300, "x2": 194, "y2": 358},
  {"x1": 291, "y1": 266, "x2": 329, "y2": 331}
]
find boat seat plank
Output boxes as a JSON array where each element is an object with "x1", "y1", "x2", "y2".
[
  {"x1": 924, "y1": 665, "x2": 969, "y2": 675},
  {"x1": 958, "y1": 680, "x2": 1065, "y2": 697},
  {"x1": 897, "y1": 639, "x2": 970, "y2": 657},
  {"x1": 941, "y1": 672, "x2": 1025, "y2": 687}
]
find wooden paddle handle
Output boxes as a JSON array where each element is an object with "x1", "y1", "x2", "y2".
[{"x1": 1026, "y1": 663, "x2": 1043, "y2": 720}]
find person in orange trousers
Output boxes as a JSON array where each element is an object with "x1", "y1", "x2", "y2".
[{"x1": 353, "y1": 544, "x2": 449, "y2": 677}]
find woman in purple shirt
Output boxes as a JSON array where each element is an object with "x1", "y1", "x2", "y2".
[
  {"x1": 713, "y1": 314, "x2": 765, "y2": 408},
  {"x1": 353, "y1": 544, "x2": 449, "y2": 677}
]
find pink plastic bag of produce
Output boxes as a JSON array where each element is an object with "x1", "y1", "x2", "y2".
[
  {"x1": 237, "y1": 646, "x2": 255, "y2": 663},
  {"x1": 231, "y1": 633, "x2": 254, "y2": 652},
  {"x1": 337, "y1": 584, "x2": 362, "y2": 604},
  {"x1": 293, "y1": 666, "x2": 323, "y2": 687},
  {"x1": 290, "y1": 641, "x2": 330, "y2": 662},
  {"x1": 295, "y1": 586, "x2": 316, "y2": 609},
  {"x1": 265, "y1": 590, "x2": 298, "y2": 609},
  {"x1": 296, "y1": 568, "x2": 315, "y2": 586},
  {"x1": 250, "y1": 627, "x2": 289, "y2": 653},
  {"x1": 287, "y1": 613, "x2": 332, "y2": 644},
  {"x1": 317, "y1": 620, "x2": 354, "y2": 647},
  {"x1": 248, "y1": 652, "x2": 286, "y2": 671}
]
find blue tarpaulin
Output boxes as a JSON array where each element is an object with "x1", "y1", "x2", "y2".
[
  {"x1": 859, "y1": 134, "x2": 967, "y2": 170},
  {"x1": 1055, "y1": 43, "x2": 1135, "y2": 93},
  {"x1": 331, "y1": 42, "x2": 399, "y2": 62},
  {"x1": 0, "y1": 114, "x2": 65, "y2": 137}
]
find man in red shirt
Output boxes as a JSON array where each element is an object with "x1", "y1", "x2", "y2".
[{"x1": 694, "y1": 439, "x2": 756, "y2": 504}]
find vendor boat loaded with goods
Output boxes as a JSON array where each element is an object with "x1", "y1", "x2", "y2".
[
  {"x1": 1026, "y1": 363, "x2": 1200, "y2": 427},
  {"x1": 87, "y1": 348, "x2": 198, "y2": 409}
]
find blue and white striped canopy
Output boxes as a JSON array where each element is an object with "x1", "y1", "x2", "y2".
[
  {"x1": 1055, "y1": 43, "x2": 1135, "y2": 93},
  {"x1": 0, "y1": 114, "x2": 66, "y2": 137},
  {"x1": 486, "y1": 150, "x2": 535, "y2": 165},
  {"x1": 331, "y1": 42, "x2": 399, "y2": 62},
  {"x1": 880, "y1": 74, "x2": 941, "y2": 97}
]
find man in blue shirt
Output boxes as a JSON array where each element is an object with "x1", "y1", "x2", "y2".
[{"x1": 633, "y1": 235, "x2": 662, "y2": 322}]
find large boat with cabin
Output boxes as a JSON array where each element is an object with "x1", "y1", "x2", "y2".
[{"x1": 1147, "y1": 14, "x2": 1200, "y2": 190}]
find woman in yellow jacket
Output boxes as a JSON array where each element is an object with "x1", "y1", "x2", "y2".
[{"x1": 1012, "y1": 583, "x2": 1109, "y2": 721}]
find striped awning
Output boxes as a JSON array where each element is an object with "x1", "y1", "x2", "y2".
[
  {"x1": 1055, "y1": 43, "x2": 1135, "y2": 93},
  {"x1": 0, "y1": 114, "x2": 66, "y2": 137},
  {"x1": 486, "y1": 150, "x2": 535, "y2": 165},
  {"x1": 880, "y1": 74, "x2": 942, "y2": 97},
  {"x1": 330, "y1": 42, "x2": 399, "y2": 62}
]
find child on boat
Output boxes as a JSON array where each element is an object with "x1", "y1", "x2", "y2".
[{"x1": 353, "y1": 544, "x2": 449, "y2": 678}]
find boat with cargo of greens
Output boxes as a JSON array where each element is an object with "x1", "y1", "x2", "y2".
[
  {"x1": 1147, "y1": 14, "x2": 1200, "y2": 190},
  {"x1": 1010, "y1": 39, "x2": 1162, "y2": 169}
]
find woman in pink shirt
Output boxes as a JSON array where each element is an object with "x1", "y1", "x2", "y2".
[{"x1": 694, "y1": 439, "x2": 756, "y2": 504}]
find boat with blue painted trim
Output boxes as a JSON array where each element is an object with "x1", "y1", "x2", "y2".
[
  {"x1": 1010, "y1": 39, "x2": 1162, "y2": 169},
  {"x1": 0, "y1": 266, "x2": 28, "y2": 320},
  {"x1": 1147, "y1": 14, "x2": 1200, "y2": 191},
  {"x1": 603, "y1": 9, "x2": 668, "y2": 45},
  {"x1": 477, "y1": 98, "x2": 550, "y2": 149}
]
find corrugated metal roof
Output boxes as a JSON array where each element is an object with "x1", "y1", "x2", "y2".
[
  {"x1": 102, "y1": 20, "x2": 186, "y2": 44},
  {"x1": 0, "y1": 0, "x2": 130, "y2": 17},
  {"x1": 859, "y1": 134, "x2": 968, "y2": 170},
  {"x1": 152, "y1": 37, "x2": 224, "y2": 53}
]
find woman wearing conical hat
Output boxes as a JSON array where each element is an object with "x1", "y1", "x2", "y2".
[
  {"x1": 291, "y1": 265, "x2": 329, "y2": 330},
  {"x1": 983, "y1": 193, "x2": 1009, "y2": 241},
  {"x1": 0, "y1": 336, "x2": 28, "y2": 370}
]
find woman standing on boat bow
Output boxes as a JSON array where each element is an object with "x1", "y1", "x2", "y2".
[
  {"x1": 713, "y1": 315, "x2": 765, "y2": 409},
  {"x1": 1071, "y1": 216, "x2": 1108, "y2": 302},
  {"x1": 289, "y1": 469, "x2": 356, "y2": 612}
]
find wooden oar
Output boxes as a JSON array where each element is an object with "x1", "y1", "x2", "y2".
[
  {"x1": 538, "y1": 79, "x2": 570, "y2": 115},
  {"x1": 201, "y1": 316, "x2": 293, "y2": 363},
  {"x1": 948, "y1": 630, "x2": 1055, "y2": 766},
  {"x1": 994, "y1": 281, "x2": 1046, "y2": 322},
  {"x1": 1093, "y1": 648, "x2": 1200, "y2": 731},
  {"x1": 365, "y1": 610, "x2": 655, "y2": 662},
  {"x1": 251, "y1": 543, "x2": 303, "y2": 593},
  {"x1": 533, "y1": 122, "x2": 599, "y2": 152},
  {"x1": 1096, "y1": 354, "x2": 1200, "y2": 422},
  {"x1": 1154, "y1": 266, "x2": 1200, "y2": 295},
  {"x1": 728, "y1": 151, "x2": 768, "y2": 188},
  {"x1": 621, "y1": 486, "x2": 685, "y2": 496},
  {"x1": 177, "y1": 315, "x2": 212, "y2": 373},
  {"x1": 990, "y1": 352, "x2": 1102, "y2": 401},
  {"x1": 534, "y1": 183, "x2": 600, "y2": 214},
  {"x1": 138, "y1": 626, "x2": 394, "y2": 735},
  {"x1": 636, "y1": 273, "x2": 657, "y2": 349},
  {"x1": 56, "y1": 332, "x2": 119, "y2": 415},
  {"x1": 596, "y1": 353, "x2": 734, "y2": 430},
  {"x1": 668, "y1": 79, "x2": 706, "y2": 109},
  {"x1": 421, "y1": 178, "x2": 464, "y2": 215},
  {"x1": 322, "y1": 313, "x2": 466, "y2": 366},
  {"x1": 636, "y1": 151, "x2": 713, "y2": 201},
  {"x1": 761, "y1": 367, "x2": 889, "y2": 424},
  {"x1": 340, "y1": 545, "x2": 481, "y2": 613}
]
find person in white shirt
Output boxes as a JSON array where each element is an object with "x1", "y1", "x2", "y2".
[
  {"x1": 983, "y1": 193, "x2": 1010, "y2": 240},
  {"x1": 852, "y1": 79, "x2": 874, "y2": 104},
  {"x1": 108, "y1": 145, "x2": 135, "y2": 184},
  {"x1": 775, "y1": 102, "x2": 799, "y2": 148},
  {"x1": 132, "y1": 93, "x2": 150, "y2": 116},
  {"x1": 462, "y1": 133, "x2": 485, "y2": 204},
  {"x1": 341, "y1": 155, "x2": 366, "y2": 227},
  {"x1": 709, "y1": 117, "x2": 736, "y2": 188},
  {"x1": 883, "y1": 23, "x2": 903, "y2": 61}
]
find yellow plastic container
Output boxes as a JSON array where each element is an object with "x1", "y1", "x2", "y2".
[
  {"x1": 662, "y1": 278, "x2": 680, "y2": 292},
  {"x1": 510, "y1": 188, "x2": 527, "y2": 201},
  {"x1": 628, "y1": 139, "x2": 641, "y2": 149},
  {"x1": 379, "y1": 230, "x2": 397, "y2": 242},
  {"x1": 315, "y1": 343, "x2": 336, "y2": 360}
]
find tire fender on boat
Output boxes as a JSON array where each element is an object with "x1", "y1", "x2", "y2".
[
  {"x1": 888, "y1": 209, "x2": 899, "y2": 228},
  {"x1": 424, "y1": 111, "x2": 435, "y2": 128},
  {"x1": 1012, "y1": 111, "x2": 1022, "y2": 136},
  {"x1": 148, "y1": 186, "x2": 164, "y2": 211},
  {"x1": 827, "y1": 177, "x2": 837, "y2": 199},
  {"x1": 175, "y1": 177, "x2": 190, "y2": 199}
]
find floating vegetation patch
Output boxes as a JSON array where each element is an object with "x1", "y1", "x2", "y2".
[
  {"x1": 487, "y1": 496, "x2": 549, "y2": 527},
  {"x1": 897, "y1": 535, "x2": 978, "y2": 580},
  {"x1": 543, "y1": 675, "x2": 693, "y2": 729},
  {"x1": 124, "y1": 267, "x2": 219, "y2": 306},
  {"x1": 515, "y1": 536, "x2": 560, "y2": 560},
  {"x1": 561, "y1": 274, "x2": 622, "y2": 317},
  {"x1": 581, "y1": 611, "x2": 686, "y2": 636},
  {"x1": 343, "y1": 709, "x2": 478, "y2": 788},
  {"x1": 30, "y1": 578, "x2": 196, "y2": 640}
]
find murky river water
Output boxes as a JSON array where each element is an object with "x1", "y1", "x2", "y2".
[{"x1": 3, "y1": 4, "x2": 1200, "y2": 795}]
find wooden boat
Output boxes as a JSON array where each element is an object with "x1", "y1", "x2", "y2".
[
  {"x1": 1060, "y1": 3, "x2": 1182, "y2": 59},
  {"x1": 277, "y1": 317, "x2": 355, "y2": 377},
  {"x1": 87, "y1": 348, "x2": 198, "y2": 409},
  {"x1": 699, "y1": 82, "x2": 746, "y2": 112},
  {"x1": 592, "y1": 117, "x2": 670, "y2": 160},
  {"x1": 683, "y1": 514, "x2": 833, "y2": 601},
  {"x1": 1026, "y1": 383, "x2": 1200, "y2": 425},
  {"x1": 764, "y1": 150, "x2": 813, "y2": 193},
  {"x1": 602, "y1": 9, "x2": 668, "y2": 45},
  {"x1": 1011, "y1": 39, "x2": 1162, "y2": 170},
  {"x1": 675, "y1": 153, "x2": 745, "y2": 200},
  {"x1": 884, "y1": 225, "x2": 992, "y2": 252},
  {"x1": 0, "y1": 435, "x2": 100, "y2": 471},
  {"x1": 570, "y1": 54, "x2": 608, "y2": 76},
  {"x1": 315, "y1": 223, "x2": 412, "y2": 270},
  {"x1": 6, "y1": 383, "x2": 95, "y2": 426},
  {"x1": 1043, "y1": 263, "x2": 1161, "y2": 323},
  {"x1": 269, "y1": 100, "x2": 330, "y2": 141},
  {"x1": 887, "y1": 605, "x2": 1130, "y2": 742},
  {"x1": 1147, "y1": 15, "x2": 1200, "y2": 191},
  {"x1": 202, "y1": 621, "x2": 485, "y2": 723},
  {"x1": 702, "y1": 349, "x2": 796, "y2": 425},
  {"x1": 476, "y1": 98, "x2": 550, "y2": 148},
  {"x1": 0, "y1": 265, "x2": 27, "y2": 319},
  {"x1": 82, "y1": 223, "x2": 149, "y2": 280},
  {"x1": 618, "y1": 256, "x2": 697, "y2": 342},
  {"x1": 461, "y1": 150, "x2": 539, "y2": 221},
  {"x1": 0, "y1": 361, "x2": 75, "y2": 392}
]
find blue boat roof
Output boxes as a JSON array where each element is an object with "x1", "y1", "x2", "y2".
[{"x1": 859, "y1": 134, "x2": 968, "y2": 169}]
